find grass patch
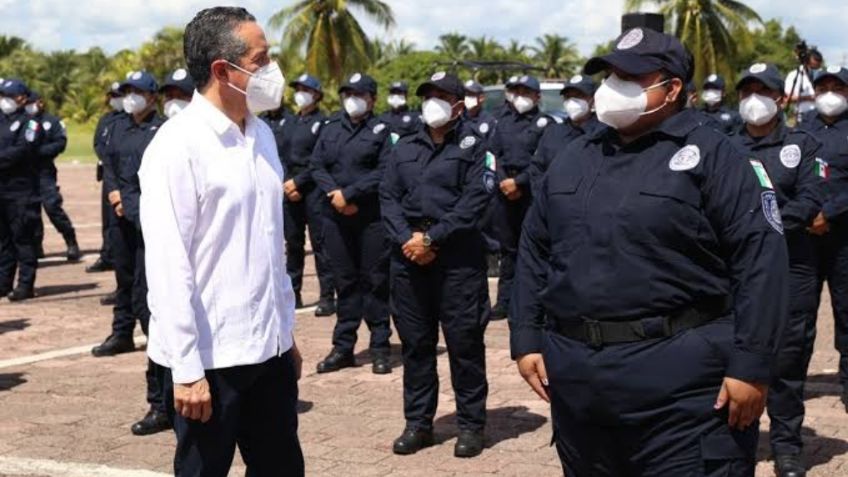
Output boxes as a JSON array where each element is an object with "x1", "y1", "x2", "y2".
[{"x1": 59, "y1": 120, "x2": 97, "y2": 164}]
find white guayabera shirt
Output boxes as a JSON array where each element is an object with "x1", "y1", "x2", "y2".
[{"x1": 139, "y1": 91, "x2": 295, "y2": 384}]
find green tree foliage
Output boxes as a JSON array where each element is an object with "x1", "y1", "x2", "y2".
[
  {"x1": 731, "y1": 19, "x2": 803, "y2": 75},
  {"x1": 531, "y1": 34, "x2": 582, "y2": 78}
]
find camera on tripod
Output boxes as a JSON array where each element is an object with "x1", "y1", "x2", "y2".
[{"x1": 795, "y1": 41, "x2": 810, "y2": 64}]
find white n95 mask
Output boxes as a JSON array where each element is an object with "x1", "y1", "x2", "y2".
[
  {"x1": 421, "y1": 97, "x2": 455, "y2": 128},
  {"x1": 343, "y1": 96, "x2": 369, "y2": 118},
  {"x1": 164, "y1": 99, "x2": 189, "y2": 118},
  {"x1": 563, "y1": 98, "x2": 590, "y2": 120},
  {"x1": 122, "y1": 93, "x2": 148, "y2": 114},
  {"x1": 815, "y1": 92, "x2": 848, "y2": 117},
  {"x1": 594, "y1": 74, "x2": 669, "y2": 129},
  {"x1": 739, "y1": 94, "x2": 778, "y2": 126},
  {"x1": 227, "y1": 61, "x2": 285, "y2": 113}
]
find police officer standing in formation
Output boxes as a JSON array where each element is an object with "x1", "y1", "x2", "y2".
[
  {"x1": 24, "y1": 91, "x2": 81, "y2": 262},
  {"x1": 530, "y1": 74, "x2": 600, "y2": 185},
  {"x1": 311, "y1": 72, "x2": 392, "y2": 374},
  {"x1": 488, "y1": 74, "x2": 551, "y2": 320},
  {"x1": 700, "y1": 74, "x2": 742, "y2": 134},
  {"x1": 729, "y1": 62, "x2": 823, "y2": 477},
  {"x1": 0, "y1": 79, "x2": 39, "y2": 301},
  {"x1": 511, "y1": 28, "x2": 788, "y2": 475},
  {"x1": 88, "y1": 82, "x2": 124, "y2": 279},
  {"x1": 160, "y1": 68, "x2": 194, "y2": 119},
  {"x1": 274, "y1": 73, "x2": 336, "y2": 315},
  {"x1": 379, "y1": 81, "x2": 419, "y2": 139},
  {"x1": 381, "y1": 72, "x2": 492, "y2": 458},
  {"x1": 462, "y1": 80, "x2": 494, "y2": 139}
]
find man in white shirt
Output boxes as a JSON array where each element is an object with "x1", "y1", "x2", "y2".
[
  {"x1": 138, "y1": 7, "x2": 303, "y2": 476},
  {"x1": 785, "y1": 48, "x2": 823, "y2": 121}
]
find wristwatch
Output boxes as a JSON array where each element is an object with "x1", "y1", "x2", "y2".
[{"x1": 422, "y1": 232, "x2": 433, "y2": 247}]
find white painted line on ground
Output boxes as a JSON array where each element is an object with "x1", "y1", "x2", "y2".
[{"x1": 0, "y1": 456, "x2": 170, "y2": 477}]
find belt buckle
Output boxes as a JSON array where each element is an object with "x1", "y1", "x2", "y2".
[{"x1": 584, "y1": 319, "x2": 603, "y2": 349}]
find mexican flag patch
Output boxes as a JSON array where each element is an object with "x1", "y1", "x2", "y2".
[
  {"x1": 749, "y1": 159, "x2": 773, "y2": 189},
  {"x1": 815, "y1": 157, "x2": 829, "y2": 179},
  {"x1": 485, "y1": 151, "x2": 496, "y2": 172}
]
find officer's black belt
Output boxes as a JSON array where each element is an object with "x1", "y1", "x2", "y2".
[
  {"x1": 552, "y1": 296, "x2": 731, "y2": 348},
  {"x1": 409, "y1": 217, "x2": 436, "y2": 231}
]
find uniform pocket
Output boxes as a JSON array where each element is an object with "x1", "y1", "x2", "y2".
[
  {"x1": 548, "y1": 175, "x2": 585, "y2": 257},
  {"x1": 699, "y1": 426, "x2": 756, "y2": 477}
]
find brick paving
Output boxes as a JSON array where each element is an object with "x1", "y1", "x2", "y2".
[{"x1": 0, "y1": 164, "x2": 845, "y2": 476}]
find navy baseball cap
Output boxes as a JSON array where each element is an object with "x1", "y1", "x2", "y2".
[
  {"x1": 585, "y1": 27, "x2": 693, "y2": 82},
  {"x1": 160, "y1": 68, "x2": 195, "y2": 95},
  {"x1": 561, "y1": 74, "x2": 596, "y2": 96},
  {"x1": 703, "y1": 73, "x2": 725, "y2": 90},
  {"x1": 735, "y1": 63, "x2": 783, "y2": 92},
  {"x1": 513, "y1": 75, "x2": 540, "y2": 92},
  {"x1": 107, "y1": 81, "x2": 122, "y2": 97},
  {"x1": 464, "y1": 79, "x2": 484, "y2": 95},
  {"x1": 389, "y1": 81, "x2": 408, "y2": 94},
  {"x1": 339, "y1": 72, "x2": 378, "y2": 95},
  {"x1": 290, "y1": 73, "x2": 322, "y2": 93},
  {"x1": 814, "y1": 65, "x2": 848, "y2": 86},
  {"x1": 26, "y1": 91, "x2": 41, "y2": 103},
  {"x1": 415, "y1": 71, "x2": 465, "y2": 98},
  {"x1": 120, "y1": 71, "x2": 159, "y2": 93},
  {"x1": 0, "y1": 78, "x2": 29, "y2": 97},
  {"x1": 505, "y1": 75, "x2": 519, "y2": 89}
]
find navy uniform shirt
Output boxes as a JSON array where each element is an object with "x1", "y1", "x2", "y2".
[
  {"x1": 28, "y1": 112, "x2": 68, "y2": 174},
  {"x1": 271, "y1": 108, "x2": 325, "y2": 189},
  {"x1": 463, "y1": 109, "x2": 496, "y2": 139},
  {"x1": 380, "y1": 120, "x2": 493, "y2": 246},
  {"x1": 378, "y1": 107, "x2": 420, "y2": 140},
  {"x1": 310, "y1": 112, "x2": 391, "y2": 220},
  {"x1": 799, "y1": 113, "x2": 848, "y2": 222},
  {"x1": 730, "y1": 122, "x2": 823, "y2": 232},
  {"x1": 93, "y1": 110, "x2": 126, "y2": 182},
  {"x1": 488, "y1": 106, "x2": 553, "y2": 190},
  {"x1": 511, "y1": 108, "x2": 789, "y2": 383},
  {"x1": 700, "y1": 105, "x2": 742, "y2": 135},
  {"x1": 0, "y1": 110, "x2": 37, "y2": 199},
  {"x1": 530, "y1": 114, "x2": 601, "y2": 186}
]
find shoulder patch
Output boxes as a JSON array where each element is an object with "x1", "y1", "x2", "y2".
[
  {"x1": 749, "y1": 159, "x2": 774, "y2": 188},
  {"x1": 9, "y1": 120, "x2": 20, "y2": 132},
  {"x1": 402, "y1": 115, "x2": 411, "y2": 123},
  {"x1": 278, "y1": 118, "x2": 286, "y2": 127},
  {"x1": 390, "y1": 132, "x2": 400, "y2": 145},
  {"x1": 779, "y1": 144, "x2": 801, "y2": 169},
  {"x1": 479, "y1": 122, "x2": 489, "y2": 134},
  {"x1": 669, "y1": 145, "x2": 701, "y2": 171},
  {"x1": 552, "y1": 116, "x2": 564, "y2": 124},
  {"x1": 536, "y1": 117, "x2": 549, "y2": 128},
  {"x1": 42, "y1": 121, "x2": 52, "y2": 131},
  {"x1": 311, "y1": 121, "x2": 320, "y2": 135},
  {"x1": 460, "y1": 136, "x2": 477, "y2": 149},
  {"x1": 373, "y1": 123, "x2": 386, "y2": 134},
  {"x1": 761, "y1": 190, "x2": 783, "y2": 234},
  {"x1": 720, "y1": 113, "x2": 731, "y2": 121}
]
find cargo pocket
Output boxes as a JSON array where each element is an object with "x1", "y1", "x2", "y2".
[{"x1": 699, "y1": 430, "x2": 755, "y2": 477}]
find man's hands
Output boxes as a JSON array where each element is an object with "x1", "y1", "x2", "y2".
[
  {"x1": 500, "y1": 179, "x2": 522, "y2": 201},
  {"x1": 174, "y1": 377, "x2": 213, "y2": 423},
  {"x1": 809, "y1": 211, "x2": 829, "y2": 235},
  {"x1": 328, "y1": 189, "x2": 358, "y2": 215},
  {"x1": 516, "y1": 353, "x2": 550, "y2": 403},
  {"x1": 284, "y1": 180, "x2": 302, "y2": 202},
  {"x1": 715, "y1": 377, "x2": 767, "y2": 430},
  {"x1": 108, "y1": 190, "x2": 123, "y2": 217},
  {"x1": 403, "y1": 232, "x2": 436, "y2": 265},
  {"x1": 291, "y1": 342, "x2": 303, "y2": 381}
]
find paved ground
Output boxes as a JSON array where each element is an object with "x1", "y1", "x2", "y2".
[{"x1": 0, "y1": 164, "x2": 846, "y2": 476}]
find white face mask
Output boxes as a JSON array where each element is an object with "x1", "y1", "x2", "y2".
[
  {"x1": 505, "y1": 91, "x2": 516, "y2": 103},
  {"x1": 163, "y1": 99, "x2": 189, "y2": 119},
  {"x1": 816, "y1": 92, "x2": 848, "y2": 117},
  {"x1": 464, "y1": 96, "x2": 479, "y2": 110},
  {"x1": 227, "y1": 61, "x2": 285, "y2": 113},
  {"x1": 421, "y1": 97, "x2": 456, "y2": 128},
  {"x1": 739, "y1": 93, "x2": 778, "y2": 126},
  {"x1": 0, "y1": 97, "x2": 18, "y2": 115},
  {"x1": 109, "y1": 97, "x2": 124, "y2": 112},
  {"x1": 343, "y1": 95, "x2": 369, "y2": 118},
  {"x1": 563, "y1": 98, "x2": 590, "y2": 120},
  {"x1": 122, "y1": 93, "x2": 148, "y2": 114},
  {"x1": 512, "y1": 95, "x2": 536, "y2": 114},
  {"x1": 594, "y1": 74, "x2": 669, "y2": 130},
  {"x1": 701, "y1": 89, "x2": 723, "y2": 106},
  {"x1": 387, "y1": 94, "x2": 407, "y2": 109},
  {"x1": 294, "y1": 91, "x2": 314, "y2": 109},
  {"x1": 25, "y1": 103, "x2": 40, "y2": 116}
]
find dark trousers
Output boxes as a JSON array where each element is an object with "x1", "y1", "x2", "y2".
[
  {"x1": 769, "y1": 227, "x2": 848, "y2": 455},
  {"x1": 322, "y1": 212, "x2": 391, "y2": 353},
  {"x1": 492, "y1": 191, "x2": 531, "y2": 309},
  {"x1": 0, "y1": 197, "x2": 39, "y2": 292},
  {"x1": 165, "y1": 353, "x2": 304, "y2": 477},
  {"x1": 34, "y1": 168, "x2": 76, "y2": 247},
  {"x1": 546, "y1": 316, "x2": 757, "y2": 476},
  {"x1": 390, "y1": 240, "x2": 489, "y2": 431},
  {"x1": 283, "y1": 184, "x2": 335, "y2": 300},
  {"x1": 99, "y1": 180, "x2": 114, "y2": 264},
  {"x1": 110, "y1": 218, "x2": 147, "y2": 337}
]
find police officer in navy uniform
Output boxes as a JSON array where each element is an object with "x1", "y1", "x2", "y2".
[
  {"x1": 381, "y1": 72, "x2": 493, "y2": 458},
  {"x1": 0, "y1": 79, "x2": 38, "y2": 301},
  {"x1": 511, "y1": 28, "x2": 789, "y2": 476},
  {"x1": 379, "y1": 81, "x2": 419, "y2": 139},
  {"x1": 276, "y1": 73, "x2": 336, "y2": 315},
  {"x1": 462, "y1": 80, "x2": 495, "y2": 139},
  {"x1": 311, "y1": 72, "x2": 393, "y2": 374},
  {"x1": 530, "y1": 74, "x2": 601, "y2": 186},
  {"x1": 729, "y1": 62, "x2": 823, "y2": 477},
  {"x1": 88, "y1": 82, "x2": 124, "y2": 277},
  {"x1": 488, "y1": 74, "x2": 552, "y2": 320},
  {"x1": 700, "y1": 74, "x2": 742, "y2": 134},
  {"x1": 92, "y1": 71, "x2": 166, "y2": 360},
  {"x1": 24, "y1": 91, "x2": 80, "y2": 262}
]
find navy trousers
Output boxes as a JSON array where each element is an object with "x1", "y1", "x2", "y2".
[
  {"x1": 283, "y1": 184, "x2": 335, "y2": 301},
  {"x1": 0, "y1": 197, "x2": 39, "y2": 292}
]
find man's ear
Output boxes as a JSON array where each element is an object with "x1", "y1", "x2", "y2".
[
  {"x1": 211, "y1": 60, "x2": 231, "y2": 85},
  {"x1": 666, "y1": 78, "x2": 684, "y2": 103}
]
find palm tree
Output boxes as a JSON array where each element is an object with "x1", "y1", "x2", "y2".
[
  {"x1": 504, "y1": 40, "x2": 530, "y2": 62},
  {"x1": 531, "y1": 34, "x2": 582, "y2": 78},
  {"x1": 268, "y1": 0, "x2": 395, "y2": 84},
  {"x1": 435, "y1": 33, "x2": 470, "y2": 62},
  {"x1": 468, "y1": 36, "x2": 503, "y2": 61},
  {"x1": 625, "y1": 0, "x2": 762, "y2": 84},
  {"x1": 0, "y1": 36, "x2": 27, "y2": 59}
]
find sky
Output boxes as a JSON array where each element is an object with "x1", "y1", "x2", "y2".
[{"x1": 1, "y1": 0, "x2": 846, "y2": 67}]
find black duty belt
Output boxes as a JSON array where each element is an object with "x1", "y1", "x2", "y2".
[
  {"x1": 552, "y1": 296, "x2": 731, "y2": 348},
  {"x1": 409, "y1": 217, "x2": 436, "y2": 231}
]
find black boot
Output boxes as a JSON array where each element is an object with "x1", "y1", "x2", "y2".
[
  {"x1": 35, "y1": 244, "x2": 45, "y2": 259},
  {"x1": 100, "y1": 290, "x2": 117, "y2": 306},
  {"x1": 7, "y1": 288, "x2": 34, "y2": 302},
  {"x1": 86, "y1": 257, "x2": 113, "y2": 273},
  {"x1": 392, "y1": 428, "x2": 434, "y2": 455},
  {"x1": 372, "y1": 351, "x2": 392, "y2": 375},
  {"x1": 486, "y1": 254, "x2": 499, "y2": 278},
  {"x1": 91, "y1": 334, "x2": 135, "y2": 357},
  {"x1": 774, "y1": 453, "x2": 806, "y2": 477},
  {"x1": 454, "y1": 429, "x2": 485, "y2": 458},
  {"x1": 294, "y1": 293, "x2": 305, "y2": 309},
  {"x1": 316, "y1": 349, "x2": 355, "y2": 373},
  {"x1": 66, "y1": 240, "x2": 82, "y2": 262},
  {"x1": 842, "y1": 387, "x2": 848, "y2": 413},
  {"x1": 314, "y1": 297, "x2": 336, "y2": 317},
  {"x1": 131, "y1": 409, "x2": 171, "y2": 436},
  {"x1": 490, "y1": 304, "x2": 508, "y2": 321}
]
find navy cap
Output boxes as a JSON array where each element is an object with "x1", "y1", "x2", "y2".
[
  {"x1": 703, "y1": 73, "x2": 725, "y2": 90},
  {"x1": 505, "y1": 75, "x2": 519, "y2": 88},
  {"x1": 120, "y1": 71, "x2": 159, "y2": 93},
  {"x1": 512, "y1": 75, "x2": 540, "y2": 92},
  {"x1": 0, "y1": 78, "x2": 29, "y2": 97},
  {"x1": 464, "y1": 79, "x2": 484, "y2": 95},
  {"x1": 107, "y1": 81, "x2": 122, "y2": 97},
  {"x1": 389, "y1": 81, "x2": 408, "y2": 94},
  {"x1": 339, "y1": 72, "x2": 378, "y2": 95},
  {"x1": 584, "y1": 27, "x2": 693, "y2": 82},
  {"x1": 26, "y1": 91, "x2": 41, "y2": 103},
  {"x1": 160, "y1": 68, "x2": 195, "y2": 95},
  {"x1": 814, "y1": 65, "x2": 848, "y2": 86},
  {"x1": 415, "y1": 71, "x2": 465, "y2": 99},
  {"x1": 560, "y1": 74, "x2": 596, "y2": 96},
  {"x1": 735, "y1": 63, "x2": 783, "y2": 92},
  {"x1": 289, "y1": 73, "x2": 322, "y2": 93}
]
